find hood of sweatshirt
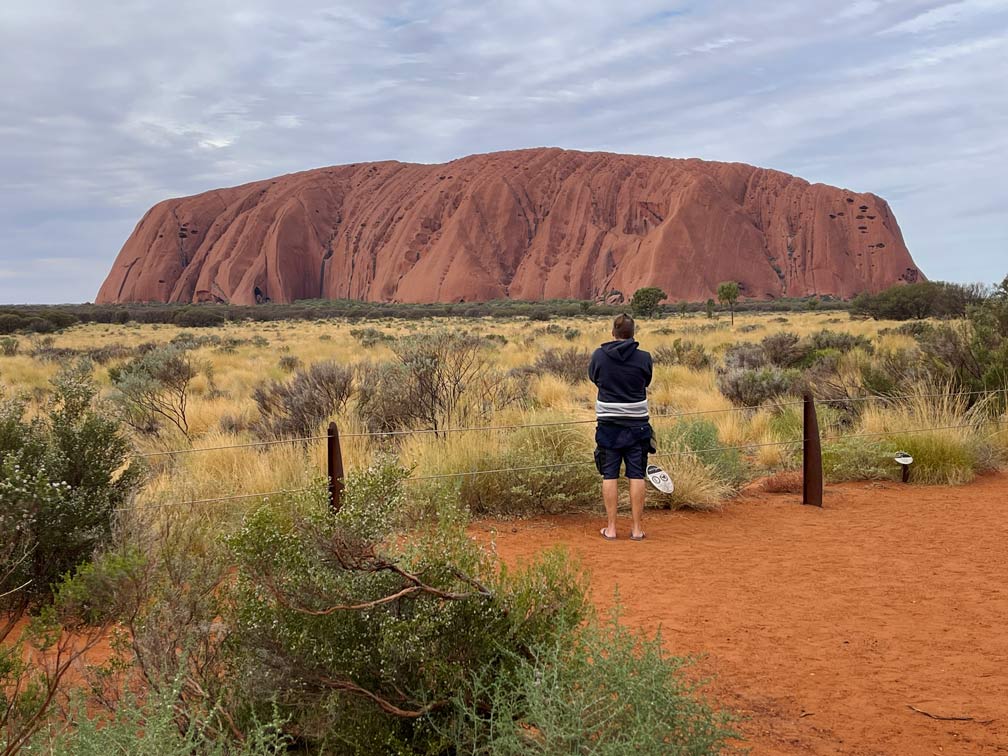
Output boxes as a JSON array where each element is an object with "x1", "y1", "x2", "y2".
[{"x1": 599, "y1": 339, "x2": 640, "y2": 362}]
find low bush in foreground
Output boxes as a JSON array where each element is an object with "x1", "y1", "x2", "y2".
[
  {"x1": 452, "y1": 423, "x2": 598, "y2": 516},
  {"x1": 33, "y1": 466, "x2": 732, "y2": 755},
  {"x1": 0, "y1": 360, "x2": 139, "y2": 614},
  {"x1": 649, "y1": 420, "x2": 746, "y2": 510},
  {"x1": 444, "y1": 610, "x2": 733, "y2": 755}
]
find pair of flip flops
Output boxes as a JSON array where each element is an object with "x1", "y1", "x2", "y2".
[{"x1": 599, "y1": 528, "x2": 645, "y2": 541}]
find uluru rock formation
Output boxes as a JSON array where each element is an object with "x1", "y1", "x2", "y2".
[{"x1": 97, "y1": 148, "x2": 922, "y2": 305}]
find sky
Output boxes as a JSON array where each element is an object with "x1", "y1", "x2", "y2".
[{"x1": 1, "y1": 0, "x2": 1006, "y2": 304}]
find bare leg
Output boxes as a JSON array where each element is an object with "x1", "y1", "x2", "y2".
[
  {"x1": 629, "y1": 478, "x2": 645, "y2": 538},
  {"x1": 602, "y1": 478, "x2": 618, "y2": 538}
]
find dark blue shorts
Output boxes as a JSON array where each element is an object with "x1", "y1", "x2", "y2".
[{"x1": 594, "y1": 422, "x2": 654, "y2": 480}]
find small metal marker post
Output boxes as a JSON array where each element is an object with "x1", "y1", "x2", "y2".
[
  {"x1": 894, "y1": 452, "x2": 913, "y2": 484},
  {"x1": 802, "y1": 393, "x2": 823, "y2": 507},
  {"x1": 327, "y1": 422, "x2": 345, "y2": 512}
]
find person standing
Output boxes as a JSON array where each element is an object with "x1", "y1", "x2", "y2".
[{"x1": 588, "y1": 313, "x2": 653, "y2": 540}]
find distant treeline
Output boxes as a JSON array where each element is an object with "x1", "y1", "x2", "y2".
[
  {"x1": 1, "y1": 281, "x2": 999, "y2": 334},
  {"x1": 850, "y1": 281, "x2": 992, "y2": 321},
  {"x1": 0, "y1": 295, "x2": 845, "y2": 333}
]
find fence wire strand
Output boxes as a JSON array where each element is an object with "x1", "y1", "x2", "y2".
[
  {"x1": 116, "y1": 486, "x2": 315, "y2": 513},
  {"x1": 130, "y1": 386, "x2": 1004, "y2": 461}
]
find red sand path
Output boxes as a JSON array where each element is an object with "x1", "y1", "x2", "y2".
[{"x1": 475, "y1": 473, "x2": 1008, "y2": 755}]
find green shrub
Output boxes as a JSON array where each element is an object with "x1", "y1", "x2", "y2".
[
  {"x1": 251, "y1": 361, "x2": 354, "y2": 440},
  {"x1": 653, "y1": 339, "x2": 711, "y2": 371},
  {"x1": 453, "y1": 424, "x2": 598, "y2": 516},
  {"x1": 532, "y1": 347, "x2": 592, "y2": 384},
  {"x1": 28, "y1": 685, "x2": 290, "y2": 755},
  {"x1": 886, "y1": 431, "x2": 992, "y2": 485},
  {"x1": 716, "y1": 366, "x2": 800, "y2": 407},
  {"x1": 806, "y1": 329, "x2": 874, "y2": 355},
  {"x1": 0, "y1": 336, "x2": 18, "y2": 356},
  {"x1": 0, "y1": 361, "x2": 140, "y2": 613},
  {"x1": 225, "y1": 489, "x2": 588, "y2": 752},
  {"x1": 173, "y1": 307, "x2": 226, "y2": 328},
  {"x1": 357, "y1": 335, "x2": 522, "y2": 432},
  {"x1": 822, "y1": 436, "x2": 894, "y2": 482},
  {"x1": 350, "y1": 326, "x2": 393, "y2": 347},
  {"x1": 760, "y1": 332, "x2": 802, "y2": 367},
  {"x1": 444, "y1": 610, "x2": 735, "y2": 754},
  {"x1": 356, "y1": 361, "x2": 416, "y2": 431},
  {"x1": 630, "y1": 286, "x2": 668, "y2": 318},
  {"x1": 109, "y1": 344, "x2": 197, "y2": 438},
  {"x1": 720, "y1": 342, "x2": 767, "y2": 371}
]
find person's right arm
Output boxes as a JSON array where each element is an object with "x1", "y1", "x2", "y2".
[{"x1": 588, "y1": 350, "x2": 600, "y2": 386}]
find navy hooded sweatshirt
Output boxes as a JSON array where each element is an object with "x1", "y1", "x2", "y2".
[{"x1": 587, "y1": 339, "x2": 652, "y2": 424}]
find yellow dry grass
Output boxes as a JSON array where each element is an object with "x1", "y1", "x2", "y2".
[{"x1": 3, "y1": 311, "x2": 1000, "y2": 515}]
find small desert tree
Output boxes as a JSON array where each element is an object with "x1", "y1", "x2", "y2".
[
  {"x1": 717, "y1": 281, "x2": 740, "y2": 325},
  {"x1": 109, "y1": 344, "x2": 196, "y2": 439},
  {"x1": 705, "y1": 298, "x2": 715, "y2": 319},
  {"x1": 630, "y1": 287, "x2": 667, "y2": 318}
]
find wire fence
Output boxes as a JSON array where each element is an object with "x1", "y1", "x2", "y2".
[
  {"x1": 133, "y1": 386, "x2": 1004, "y2": 460},
  {"x1": 113, "y1": 374, "x2": 1008, "y2": 514},
  {"x1": 122, "y1": 405, "x2": 1006, "y2": 514}
]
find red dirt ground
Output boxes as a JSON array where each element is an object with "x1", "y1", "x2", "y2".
[{"x1": 474, "y1": 473, "x2": 1008, "y2": 755}]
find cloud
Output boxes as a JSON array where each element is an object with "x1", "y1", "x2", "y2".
[{"x1": 0, "y1": 0, "x2": 1006, "y2": 302}]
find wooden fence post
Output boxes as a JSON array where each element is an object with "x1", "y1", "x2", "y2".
[
  {"x1": 803, "y1": 393, "x2": 823, "y2": 507},
  {"x1": 327, "y1": 422, "x2": 344, "y2": 513}
]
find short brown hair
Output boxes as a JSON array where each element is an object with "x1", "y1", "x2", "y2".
[{"x1": 612, "y1": 313, "x2": 635, "y2": 339}]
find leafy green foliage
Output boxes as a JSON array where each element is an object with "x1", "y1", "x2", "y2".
[
  {"x1": 850, "y1": 280, "x2": 987, "y2": 321},
  {"x1": 716, "y1": 366, "x2": 799, "y2": 407},
  {"x1": 0, "y1": 336, "x2": 18, "y2": 356},
  {"x1": 717, "y1": 281, "x2": 740, "y2": 325},
  {"x1": 444, "y1": 610, "x2": 735, "y2": 755},
  {"x1": 0, "y1": 361, "x2": 140, "y2": 613},
  {"x1": 630, "y1": 287, "x2": 668, "y2": 318},
  {"x1": 173, "y1": 306, "x2": 226, "y2": 328},
  {"x1": 27, "y1": 685, "x2": 290, "y2": 756},
  {"x1": 225, "y1": 478, "x2": 588, "y2": 752},
  {"x1": 652, "y1": 339, "x2": 711, "y2": 371},
  {"x1": 822, "y1": 437, "x2": 894, "y2": 482},
  {"x1": 453, "y1": 424, "x2": 598, "y2": 516}
]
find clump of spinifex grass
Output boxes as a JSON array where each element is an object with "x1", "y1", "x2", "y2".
[
  {"x1": 845, "y1": 382, "x2": 1002, "y2": 485},
  {"x1": 407, "y1": 413, "x2": 598, "y2": 517}
]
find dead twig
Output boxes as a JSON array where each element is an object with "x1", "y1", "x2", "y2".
[{"x1": 907, "y1": 705, "x2": 994, "y2": 724}]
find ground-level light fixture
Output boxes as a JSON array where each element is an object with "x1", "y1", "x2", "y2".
[{"x1": 894, "y1": 451, "x2": 913, "y2": 483}]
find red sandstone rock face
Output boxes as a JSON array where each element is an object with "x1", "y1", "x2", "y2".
[{"x1": 96, "y1": 148, "x2": 922, "y2": 305}]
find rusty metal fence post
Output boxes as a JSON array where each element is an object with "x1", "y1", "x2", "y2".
[
  {"x1": 327, "y1": 422, "x2": 344, "y2": 512},
  {"x1": 803, "y1": 393, "x2": 823, "y2": 507}
]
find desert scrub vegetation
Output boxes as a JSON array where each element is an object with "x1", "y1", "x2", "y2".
[
  {"x1": 4, "y1": 300, "x2": 1008, "y2": 752},
  {"x1": 0, "y1": 360, "x2": 140, "y2": 614},
  {"x1": 13, "y1": 467, "x2": 733, "y2": 754},
  {"x1": 1, "y1": 360, "x2": 140, "y2": 752},
  {"x1": 1, "y1": 305, "x2": 1005, "y2": 523},
  {"x1": 251, "y1": 361, "x2": 353, "y2": 440}
]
